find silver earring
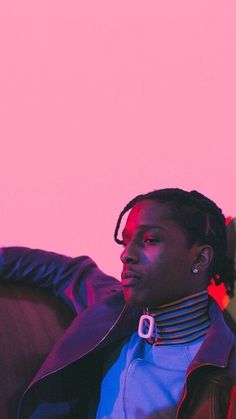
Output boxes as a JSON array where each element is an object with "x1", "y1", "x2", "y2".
[{"x1": 192, "y1": 267, "x2": 199, "y2": 274}]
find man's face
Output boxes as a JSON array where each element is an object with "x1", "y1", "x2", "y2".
[{"x1": 120, "y1": 200, "x2": 202, "y2": 308}]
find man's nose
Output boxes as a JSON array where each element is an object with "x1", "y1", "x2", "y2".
[{"x1": 120, "y1": 242, "x2": 139, "y2": 264}]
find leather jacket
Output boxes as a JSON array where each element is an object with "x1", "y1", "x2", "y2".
[{"x1": 0, "y1": 247, "x2": 236, "y2": 419}]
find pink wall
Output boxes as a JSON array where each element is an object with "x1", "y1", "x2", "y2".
[{"x1": 0, "y1": 1, "x2": 236, "y2": 279}]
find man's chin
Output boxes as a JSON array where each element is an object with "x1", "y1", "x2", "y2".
[
  {"x1": 122, "y1": 288, "x2": 167, "y2": 309},
  {"x1": 123, "y1": 289, "x2": 146, "y2": 309}
]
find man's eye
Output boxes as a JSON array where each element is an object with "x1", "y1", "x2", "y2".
[{"x1": 144, "y1": 238, "x2": 160, "y2": 244}]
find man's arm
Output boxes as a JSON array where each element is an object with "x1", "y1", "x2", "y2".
[{"x1": 0, "y1": 247, "x2": 121, "y2": 314}]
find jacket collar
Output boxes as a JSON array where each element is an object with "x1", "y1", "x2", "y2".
[
  {"x1": 188, "y1": 298, "x2": 235, "y2": 372},
  {"x1": 30, "y1": 291, "x2": 137, "y2": 383}
]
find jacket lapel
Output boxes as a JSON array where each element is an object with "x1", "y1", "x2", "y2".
[
  {"x1": 188, "y1": 299, "x2": 235, "y2": 373},
  {"x1": 30, "y1": 291, "x2": 139, "y2": 384}
]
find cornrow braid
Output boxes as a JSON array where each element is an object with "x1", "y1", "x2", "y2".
[
  {"x1": 114, "y1": 188, "x2": 236, "y2": 297},
  {"x1": 114, "y1": 193, "x2": 147, "y2": 246}
]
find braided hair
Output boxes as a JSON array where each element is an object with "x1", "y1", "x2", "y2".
[{"x1": 114, "y1": 188, "x2": 236, "y2": 297}]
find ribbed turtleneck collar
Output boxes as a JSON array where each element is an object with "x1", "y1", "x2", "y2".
[{"x1": 141, "y1": 290, "x2": 210, "y2": 345}]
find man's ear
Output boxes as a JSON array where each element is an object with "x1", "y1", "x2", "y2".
[{"x1": 194, "y1": 245, "x2": 214, "y2": 272}]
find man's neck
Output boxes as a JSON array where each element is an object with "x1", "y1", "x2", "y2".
[{"x1": 139, "y1": 290, "x2": 210, "y2": 345}]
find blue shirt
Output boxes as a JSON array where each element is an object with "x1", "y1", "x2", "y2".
[{"x1": 96, "y1": 332, "x2": 204, "y2": 419}]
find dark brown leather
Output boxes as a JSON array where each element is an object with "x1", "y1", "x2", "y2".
[
  {"x1": 0, "y1": 284, "x2": 73, "y2": 419},
  {"x1": 178, "y1": 366, "x2": 234, "y2": 419}
]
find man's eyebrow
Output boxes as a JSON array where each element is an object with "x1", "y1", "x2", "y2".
[
  {"x1": 122, "y1": 224, "x2": 166, "y2": 237},
  {"x1": 137, "y1": 224, "x2": 166, "y2": 230}
]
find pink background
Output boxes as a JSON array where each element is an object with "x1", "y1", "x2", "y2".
[{"x1": 0, "y1": 1, "x2": 236, "y2": 280}]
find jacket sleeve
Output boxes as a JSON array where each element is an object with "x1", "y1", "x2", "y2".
[{"x1": 0, "y1": 247, "x2": 121, "y2": 314}]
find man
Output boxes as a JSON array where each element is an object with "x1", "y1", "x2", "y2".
[{"x1": 0, "y1": 188, "x2": 236, "y2": 418}]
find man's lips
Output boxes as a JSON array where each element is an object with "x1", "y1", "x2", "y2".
[{"x1": 121, "y1": 271, "x2": 141, "y2": 286}]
